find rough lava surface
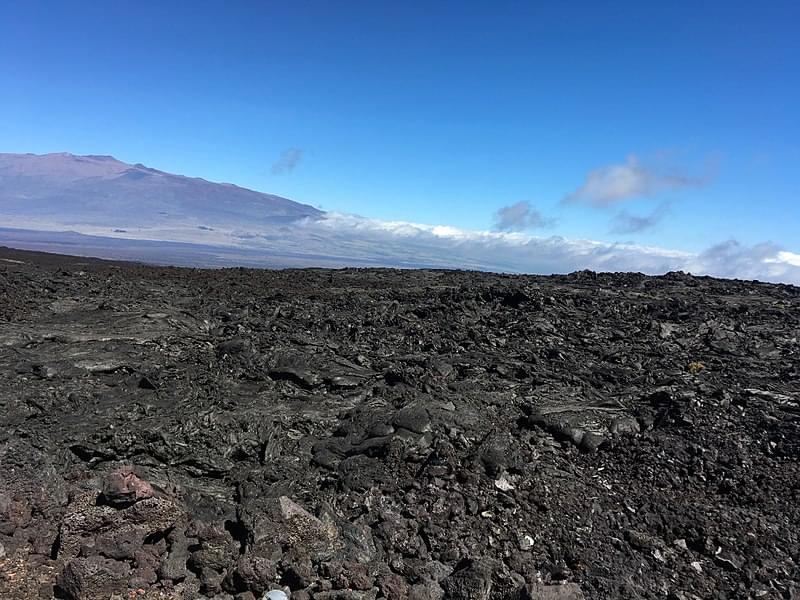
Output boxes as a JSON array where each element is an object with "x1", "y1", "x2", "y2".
[{"x1": 0, "y1": 247, "x2": 798, "y2": 600}]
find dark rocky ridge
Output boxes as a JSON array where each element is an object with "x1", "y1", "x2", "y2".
[{"x1": 0, "y1": 247, "x2": 798, "y2": 599}]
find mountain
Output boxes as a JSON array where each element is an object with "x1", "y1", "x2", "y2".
[{"x1": 0, "y1": 152, "x2": 322, "y2": 229}]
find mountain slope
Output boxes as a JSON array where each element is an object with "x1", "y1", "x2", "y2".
[{"x1": 0, "y1": 152, "x2": 322, "y2": 228}]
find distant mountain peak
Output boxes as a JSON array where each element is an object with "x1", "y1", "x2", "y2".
[
  {"x1": 84, "y1": 154, "x2": 119, "y2": 161},
  {"x1": 0, "y1": 151, "x2": 323, "y2": 229}
]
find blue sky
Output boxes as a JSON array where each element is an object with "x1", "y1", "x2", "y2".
[{"x1": 2, "y1": 0, "x2": 798, "y2": 256}]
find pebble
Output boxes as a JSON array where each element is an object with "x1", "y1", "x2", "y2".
[
  {"x1": 673, "y1": 538, "x2": 689, "y2": 551},
  {"x1": 494, "y1": 475, "x2": 515, "y2": 491}
]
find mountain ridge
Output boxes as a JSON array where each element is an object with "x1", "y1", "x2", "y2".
[{"x1": 0, "y1": 152, "x2": 322, "y2": 229}]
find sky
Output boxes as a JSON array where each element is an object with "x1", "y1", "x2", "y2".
[{"x1": 1, "y1": 1, "x2": 799, "y2": 270}]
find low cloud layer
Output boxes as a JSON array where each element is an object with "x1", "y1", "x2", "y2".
[
  {"x1": 293, "y1": 213, "x2": 800, "y2": 285},
  {"x1": 493, "y1": 201, "x2": 554, "y2": 232},
  {"x1": 610, "y1": 203, "x2": 670, "y2": 234},
  {"x1": 564, "y1": 156, "x2": 705, "y2": 206},
  {"x1": 687, "y1": 241, "x2": 800, "y2": 283},
  {"x1": 271, "y1": 148, "x2": 304, "y2": 174},
  {"x1": 5, "y1": 211, "x2": 798, "y2": 286}
]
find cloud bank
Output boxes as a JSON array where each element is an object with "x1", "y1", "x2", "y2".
[
  {"x1": 4, "y1": 212, "x2": 798, "y2": 286},
  {"x1": 271, "y1": 148, "x2": 304, "y2": 174},
  {"x1": 564, "y1": 156, "x2": 705, "y2": 206},
  {"x1": 296, "y1": 213, "x2": 800, "y2": 285},
  {"x1": 493, "y1": 201, "x2": 554, "y2": 232}
]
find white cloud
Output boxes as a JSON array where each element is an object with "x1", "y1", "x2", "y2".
[
  {"x1": 774, "y1": 251, "x2": 800, "y2": 267},
  {"x1": 300, "y1": 213, "x2": 800, "y2": 285},
  {"x1": 689, "y1": 241, "x2": 800, "y2": 283},
  {"x1": 564, "y1": 155, "x2": 705, "y2": 207}
]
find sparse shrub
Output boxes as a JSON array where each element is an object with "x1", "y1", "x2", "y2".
[{"x1": 687, "y1": 361, "x2": 705, "y2": 374}]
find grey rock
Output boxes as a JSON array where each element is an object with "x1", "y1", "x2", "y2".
[
  {"x1": 441, "y1": 559, "x2": 494, "y2": 600},
  {"x1": 240, "y1": 496, "x2": 339, "y2": 561},
  {"x1": 393, "y1": 405, "x2": 432, "y2": 434},
  {"x1": 516, "y1": 583, "x2": 586, "y2": 599},
  {"x1": 58, "y1": 556, "x2": 131, "y2": 600}
]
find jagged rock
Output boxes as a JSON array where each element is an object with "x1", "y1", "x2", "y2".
[
  {"x1": 58, "y1": 556, "x2": 131, "y2": 600},
  {"x1": 376, "y1": 572, "x2": 410, "y2": 599},
  {"x1": 100, "y1": 467, "x2": 155, "y2": 507},
  {"x1": 393, "y1": 404, "x2": 431, "y2": 434},
  {"x1": 58, "y1": 490, "x2": 184, "y2": 565},
  {"x1": 441, "y1": 558, "x2": 494, "y2": 599},
  {"x1": 158, "y1": 528, "x2": 191, "y2": 582},
  {"x1": 228, "y1": 555, "x2": 280, "y2": 595},
  {"x1": 240, "y1": 496, "x2": 339, "y2": 561}
]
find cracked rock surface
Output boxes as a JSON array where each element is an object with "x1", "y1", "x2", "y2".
[{"x1": 1, "y1": 247, "x2": 799, "y2": 599}]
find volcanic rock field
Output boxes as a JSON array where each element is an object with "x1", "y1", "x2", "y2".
[{"x1": 0, "y1": 247, "x2": 798, "y2": 600}]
